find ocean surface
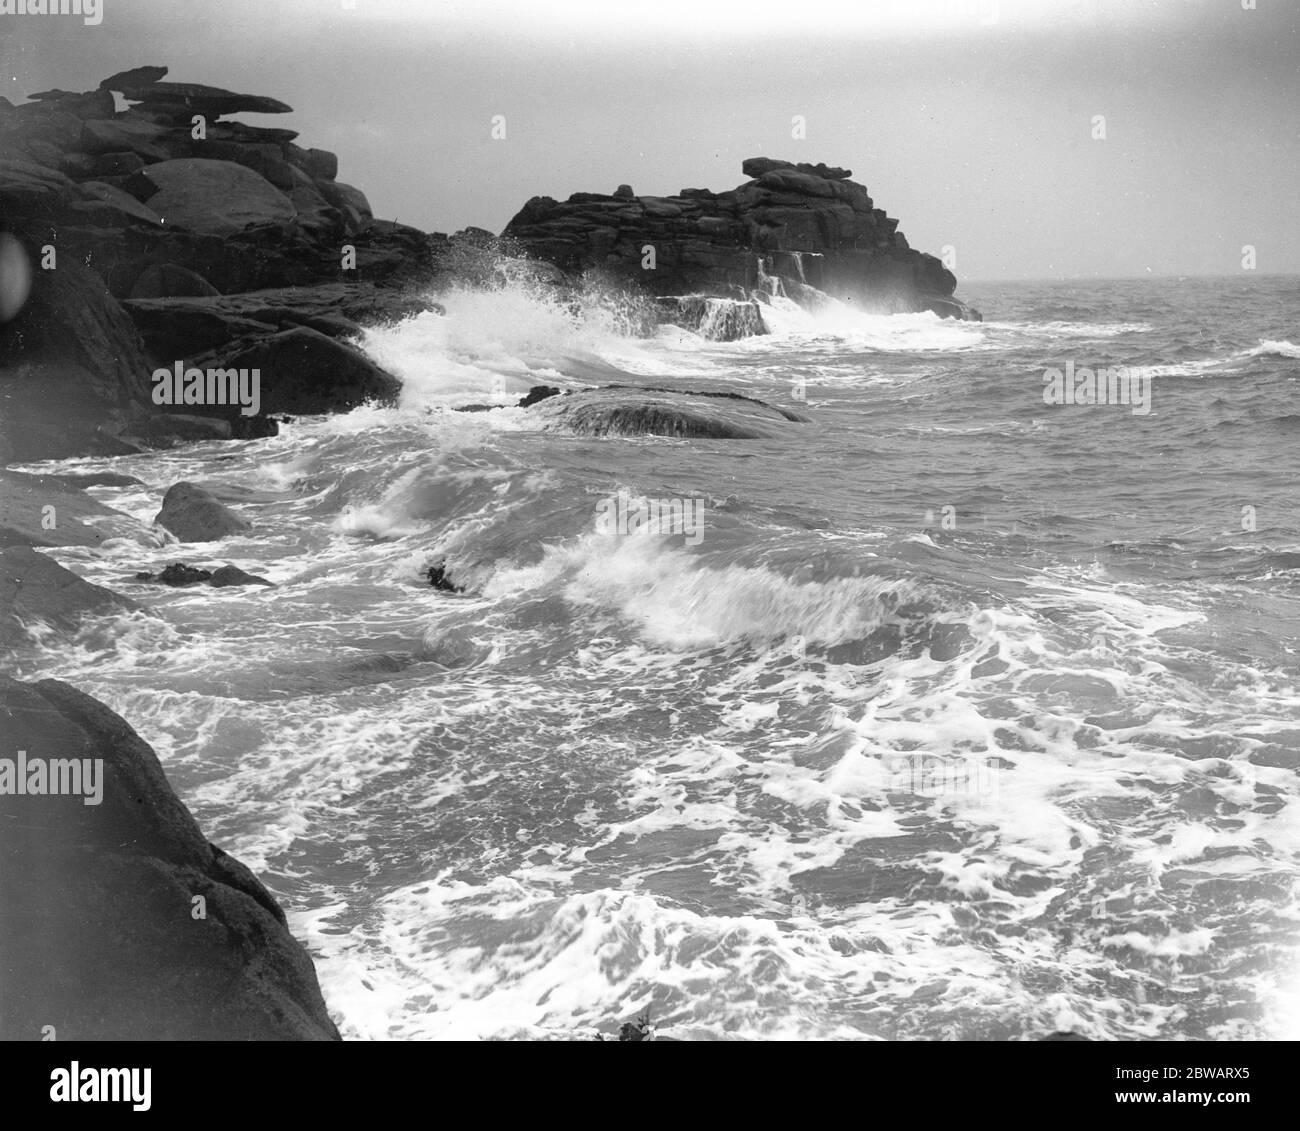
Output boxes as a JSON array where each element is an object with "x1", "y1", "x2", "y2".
[{"x1": 8, "y1": 271, "x2": 1300, "y2": 1040}]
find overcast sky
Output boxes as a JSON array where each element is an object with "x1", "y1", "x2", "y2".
[{"x1": 4, "y1": 0, "x2": 1296, "y2": 281}]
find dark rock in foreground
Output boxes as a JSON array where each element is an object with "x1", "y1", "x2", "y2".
[
  {"x1": 0, "y1": 675, "x2": 340, "y2": 1039},
  {"x1": 1, "y1": 546, "x2": 140, "y2": 650},
  {"x1": 155, "y1": 482, "x2": 250, "y2": 542}
]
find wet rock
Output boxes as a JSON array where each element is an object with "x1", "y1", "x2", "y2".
[
  {"x1": 919, "y1": 293, "x2": 984, "y2": 321},
  {"x1": 0, "y1": 675, "x2": 341, "y2": 1040},
  {"x1": 134, "y1": 562, "x2": 212, "y2": 586},
  {"x1": 536, "y1": 385, "x2": 809, "y2": 440},
  {"x1": 1, "y1": 546, "x2": 140, "y2": 649},
  {"x1": 191, "y1": 325, "x2": 401, "y2": 416},
  {"x1": 133, "y1": 562, "x2": 272, "y2": 587},
  {"x1": 656, "y1": 296, "x2": 768, "y2": 340},
  {"x1": 517, "y1": 384, "x2": 562, "y2": 408},
  {"x1": 155, "y1": 481, "x2": 250, "y2": 542},
  {"x1": 210, "y1": 564, "x2": 272, "y2": 587},
  {"x1": 427, "y1": 563, "x2": 464, "y2": 593}
]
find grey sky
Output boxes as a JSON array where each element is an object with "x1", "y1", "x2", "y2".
[{"x1": 4, "y1": 0, "x2": 1296, "y2": 281}]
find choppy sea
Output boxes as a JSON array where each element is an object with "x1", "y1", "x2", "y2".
[{"x1": 8, "y1": 270, "x2": 1300, "y2": 1040}]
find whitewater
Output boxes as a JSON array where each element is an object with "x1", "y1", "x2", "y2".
[{"x1": 7, "y1": 269, "x2": 1300, "y2": 1040}]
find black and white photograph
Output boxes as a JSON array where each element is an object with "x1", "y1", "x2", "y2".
[{"x1": 0, "y1": 0, "x2": 1296, "y2": 1096}]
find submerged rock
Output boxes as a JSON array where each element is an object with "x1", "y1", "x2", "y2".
[{"x1": 0, "y1": 675, "x2": 340, "y2": 1039}]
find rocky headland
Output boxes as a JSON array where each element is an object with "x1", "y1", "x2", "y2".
[
  {"x1": 504, "y1": 156, "x2": 982, "y2": 338},
  {"x1": 0, "y1": 65, "x2": 436, "y2": 464}
]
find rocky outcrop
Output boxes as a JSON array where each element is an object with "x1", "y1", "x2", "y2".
[
  {"x1": 1, "y1": 65, "x2": 436, "y2": 463},
  {"x1": 155, "y1": 482, "x2": 250, "y2": 542},
  {"x1": 504, "y1": 157, "x2": 981, "y2": 325},
  {"x1": 0, "y1": 546, "x2": 140, "y2": 650},
  {"x1": 0, "y1": 675, "x2": 340, "y2": 1039}
]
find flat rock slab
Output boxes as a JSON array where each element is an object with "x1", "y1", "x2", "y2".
[
  {"x1": 535, "y1": 385, "x2": 810, "y2": 440},
  {"x1": 119, "y1": 81, "x2": 293, "y2": 117},
  {"x1": 0, "y1": 470, "x2": 138, "y2": 549}
]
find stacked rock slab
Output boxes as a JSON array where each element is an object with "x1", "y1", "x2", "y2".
[{"x1": 503, "y1": 157, "x2": 981, "y2": 323}]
